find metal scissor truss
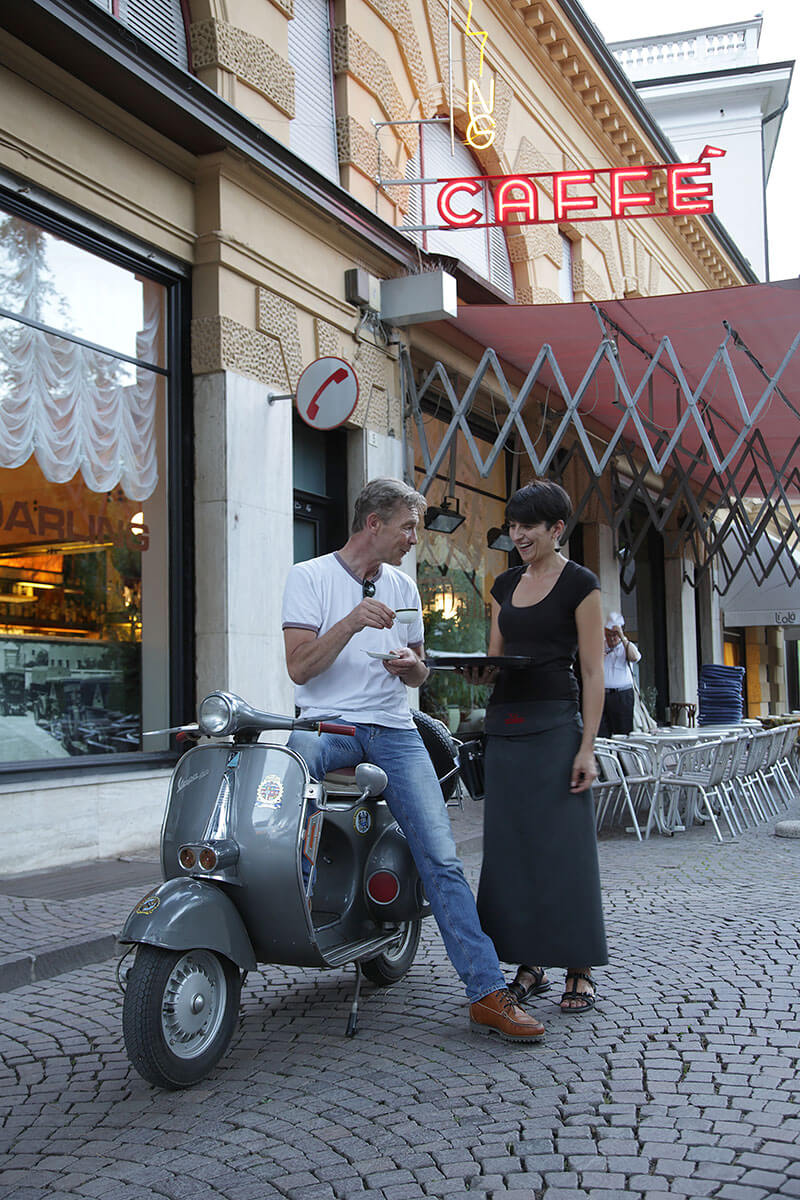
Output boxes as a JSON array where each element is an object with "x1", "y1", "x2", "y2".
[{"x1": 402, "y1": 304, "x2": 800, "y2": 593}]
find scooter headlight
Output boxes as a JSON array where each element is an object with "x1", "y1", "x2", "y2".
[{"x1": 198, "y1": 692, "x2": 235, "y2": 736}]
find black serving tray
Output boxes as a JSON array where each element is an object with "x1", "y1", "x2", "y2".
[{"x1": 425, "y1": 654, "x2": 534, "y2": 669}]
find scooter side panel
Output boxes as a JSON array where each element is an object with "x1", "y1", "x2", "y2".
[{"x1": 119, "y1": 877, "x2": 257, "y2": 970}]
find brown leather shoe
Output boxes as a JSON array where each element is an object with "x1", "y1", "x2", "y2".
[{"x1": 469, "y1": 988, "x2": 545, "y2": 1042}]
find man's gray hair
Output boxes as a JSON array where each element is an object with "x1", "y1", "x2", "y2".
[{"x1": 352, "y1": 478, "x2": 427, "y2": 532}]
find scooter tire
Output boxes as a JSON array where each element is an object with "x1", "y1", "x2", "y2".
[
  {"x1": 360, "y1": 919, "x2": 421, "y2": 986},
  {"x1": 122, "y1": 944, "x2": 241, "y2": 1090},
  {"x1": 412, "y1": 710, "x2": 459, "y2": 803}
]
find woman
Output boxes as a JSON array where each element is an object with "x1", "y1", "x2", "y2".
[{"x1": 468, "y1": 480, "x2": 607, "y2": 1014}]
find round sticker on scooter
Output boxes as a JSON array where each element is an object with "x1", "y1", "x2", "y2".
[
  {"x1": 353, "y1": 808, "x2": 372, "y2": 835},
  {"x1": 135, "y1": 893, "x2": 160, "y2": 916},
  {"x1": 256, "y1": 775, "x2": 284, "y2": 809}
]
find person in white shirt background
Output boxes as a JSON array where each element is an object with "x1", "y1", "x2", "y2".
[{"x1": 599, "y1": 611, "x2": 641, "y2": 736}]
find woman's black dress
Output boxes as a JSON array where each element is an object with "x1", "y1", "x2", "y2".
[{"x1": 476, "y1": 559, "x2": 608, "y2": 968}]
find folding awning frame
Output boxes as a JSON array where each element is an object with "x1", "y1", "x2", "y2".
[{"x1": 402, "y1": 301, "x2": 800, "y2": 593}]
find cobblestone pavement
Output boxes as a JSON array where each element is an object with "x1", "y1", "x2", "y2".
[{"x1": 1, "y1": 798, "x2": 799, "y2": 1200}]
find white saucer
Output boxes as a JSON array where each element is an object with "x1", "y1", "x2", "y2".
[{"x1": 364, "y1": 650, "x2": 401, "y2": 661}]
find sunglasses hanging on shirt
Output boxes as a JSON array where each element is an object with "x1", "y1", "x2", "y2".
[{"x1": 362, "y1": 578, "x2": 376, "y2": 598}]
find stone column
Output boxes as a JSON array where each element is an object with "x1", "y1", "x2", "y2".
[
  {"x1": 696, "y1": 556, "x2": 723, "y2": 667},
  {"x1": 664, "y1": 546, "x2": 698, "y2": 711},
  {"x1": 194, "y1": 370, "x2": 295, "y2": 715}
]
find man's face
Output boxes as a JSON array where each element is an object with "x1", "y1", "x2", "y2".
[
  {"x1": 374, "y1": 505, "x2": 419, "y2": 564},
  {"x1": 605, "y1": 627, "x2": 621, "y2": 649}
]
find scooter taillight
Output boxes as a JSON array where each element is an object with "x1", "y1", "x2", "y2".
[
  {"x1": 179, "y1": 846, "x2": 196, "y2": 870},
  {"x1": 199, "y1": 847, "x2": 217, "y2": 871},
  {"x1": 366, "y1": 870, "x2": 401, "y2": 905}
]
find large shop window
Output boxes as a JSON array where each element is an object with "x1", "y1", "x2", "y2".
[{"x1": 0, "y1": 205, "x2": 185, "y2": 767}]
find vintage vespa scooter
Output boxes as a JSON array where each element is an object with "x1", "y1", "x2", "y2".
[{"x1": 118, "y1": 690, "x2": 461, "y2": 1090}]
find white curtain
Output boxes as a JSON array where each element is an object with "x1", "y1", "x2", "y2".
[{"x1": 0, "y1": 289, "x2": 160, "y2": 502}]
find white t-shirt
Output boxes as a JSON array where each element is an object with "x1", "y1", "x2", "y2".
[{"x1": 281, "y1": 552, "x2": 425, "y2": 728}]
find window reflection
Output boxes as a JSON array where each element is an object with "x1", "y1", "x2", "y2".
[{"x1": 0, "y1": 207, "x2": 170, "y2": 763}]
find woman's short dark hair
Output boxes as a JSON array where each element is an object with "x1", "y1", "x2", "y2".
[{"x1": 505, "y1": 480, "x2": 572, "y2": 528}]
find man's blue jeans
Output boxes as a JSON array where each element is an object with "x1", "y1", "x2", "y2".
[{"x1": 288, "y1": 724, "x2": 506, "y2": 1002}]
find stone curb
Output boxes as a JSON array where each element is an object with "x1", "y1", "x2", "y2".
[
  {"x1": 0, "y1": 827, "x2": 481, "y2": 994},
  {"x1": 0, "y1": 934, "x2": 119, "y2": 994}
]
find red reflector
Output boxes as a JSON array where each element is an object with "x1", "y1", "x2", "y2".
[
  {"x1": 199, "y1": 848, "x2": 217, "y2": 870},
  {"x1": 179, "y1": 847, "x2": 195, "y2": 869},
  {"x1": 366, "y1": 870, "x2": 400, "y2": 904}
]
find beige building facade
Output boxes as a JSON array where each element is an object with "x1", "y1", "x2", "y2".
[{"x1": 0, "y1": 0, "x2": 767, "y2": 871}]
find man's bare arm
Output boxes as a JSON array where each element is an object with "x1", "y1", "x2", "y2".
[{"x1": 284, "y1": 598, "x2": 395, "y2": 685}]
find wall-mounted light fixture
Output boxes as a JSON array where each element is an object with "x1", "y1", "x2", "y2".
[
  {"x1": 424, "y1": 439, "x2": 465, "y2": 534},
  {"x1": 424, "y1": 498, "x2": 465, "y2": 534},
  {"x1": 486, "y1": 526, "x2": 514, "y2": 552}
]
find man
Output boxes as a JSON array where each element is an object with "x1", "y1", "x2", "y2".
[
  {"x1": 281, "y1": 477, "x2": 544, "y2": 1042},
  {"x1": 599, "y1": 611, "x2": 641, "y2": 736}
]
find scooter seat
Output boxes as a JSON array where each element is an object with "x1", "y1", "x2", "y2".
[{"x1": 323, "y1": 767, "x2": 361, "y2": 793}]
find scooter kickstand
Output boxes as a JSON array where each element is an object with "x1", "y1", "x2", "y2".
[{"x1": 345, "y1": 962, "x2": 363, "y2": 1037}]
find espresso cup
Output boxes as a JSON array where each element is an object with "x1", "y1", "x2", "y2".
[{"x1": 394, "y1": 608, "x2": 417, "y2": 624}]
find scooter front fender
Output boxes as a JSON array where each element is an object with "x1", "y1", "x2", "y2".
[{"x1": 119, "y1": 877, "x2": 257, "y2": 971}]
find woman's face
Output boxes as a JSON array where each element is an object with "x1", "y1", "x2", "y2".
[{"x1": 508, "y1": 520, "x2": 562, "y2": 563}]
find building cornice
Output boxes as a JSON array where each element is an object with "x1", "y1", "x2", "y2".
[{"x1": 506, "y1": 0, "x2": 758, "y2": 285}]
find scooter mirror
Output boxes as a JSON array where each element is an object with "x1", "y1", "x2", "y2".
[{"x1": 354, "y1": 763, "x2": 388, "y2": 798}]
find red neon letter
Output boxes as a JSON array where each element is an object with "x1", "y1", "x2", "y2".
[
  {"x1": 553, "y1": 171, "x2": 598, "y2": 221},
  {"x1": 494, "y1": 177, "x2": 539, "y2": 225},
  {"x1": 437, "y1": 178, "x2": 482, "y2": 227},
  {"x1": 667, "y1": 162, "x2": 713, "y2": 215},
  {"x1": 610, "y1": 167, "x2": 655, "y2": 218}
]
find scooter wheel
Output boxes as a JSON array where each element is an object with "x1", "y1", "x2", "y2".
[
  {"x1": 360, "y1": 919, "x2": 421, "y2": 986},
  {"x1": 122, "y1": 945, "x2": 241, "y2": 1089}
]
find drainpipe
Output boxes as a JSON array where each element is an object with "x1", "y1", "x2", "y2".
[{"x1": 761, "y1": 98, "x2": 790, "y2": 282}]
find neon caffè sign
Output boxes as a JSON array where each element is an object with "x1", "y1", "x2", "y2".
[
  {"x1": 444, "y1": 2, "x2": 724, "y2": 231},
  {"x1": 434, "y1": 147, "x2": 726, "y2": 231}
]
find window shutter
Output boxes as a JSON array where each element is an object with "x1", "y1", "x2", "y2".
[
  {"x1": 288, "y1": 0, "x2": 340, "y2": 183},
  {"x1": 489, "y1": 221, "x2": 514, "y2": 296},
  {"x1": 403, "y1": 124, "x2": 513, "y2": 297},
  {"x1": 117, "y1": 0, "x2": 190, "y2": 70}
]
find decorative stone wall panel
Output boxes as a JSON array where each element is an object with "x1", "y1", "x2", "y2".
[
  {"x1": 190, "y1": 20, "x2": 295, "y2": 118},
  {"x1": 362, "y1": 0, "x2": 432, "y2": 116},
  {"x1": 257, "y1": 287, "x2": 304, "y2": 389},
  {"x1": 506, "y1": 224, "x2": 563, "y2": 266},
  {"x1": 333, "y1": 26, "x2": 417, "y2": 154},
  {"x1": 572, "y1": 259, "x2": 604, "y2": 300},
  {"x1": 192, "y1": 316, "x2": 289, "y2": 387},
  {"x1": 337, "y1": 116, "x2": 380, "y2": 176},
  {"x1": 425, "y1": 0, "x2": 450, "y2": 87},
  {"x1": 513, "y1": 137, "x2": 553, "y2": 177},
  {"x1": 517, "y1": 286, "x2": 562, "y2": 305}
]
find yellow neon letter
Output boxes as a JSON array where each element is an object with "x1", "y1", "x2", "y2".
[{"x1": 466, "y1": 77, "x2": 496, "y2": 151}]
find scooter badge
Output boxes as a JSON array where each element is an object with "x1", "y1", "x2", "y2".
[
  {"x1": 353, "y1": 808, "x2": 372, "y2": 834},
  {"x1": 134, "y1": 893, "x2": 160, "y2": 915},
  {"x1": 255, "y1": 774, "x2": 283, "y2": 809}
]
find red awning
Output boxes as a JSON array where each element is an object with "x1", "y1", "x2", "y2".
[{"x1": 442, "y1": 278, "x2": 800, "y2": 493}]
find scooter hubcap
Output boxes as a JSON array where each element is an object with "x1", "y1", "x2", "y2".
[{"x1": 161, "y1": 950, "x2": 227, "y2": 1059}]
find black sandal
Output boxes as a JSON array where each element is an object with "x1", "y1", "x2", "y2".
[
  {"x1": 560, "y1": 970, "x2": 596, "y2": 1015},
  {"x1": 508, "y1": 965, "x2": 551, "y2": 1004}
]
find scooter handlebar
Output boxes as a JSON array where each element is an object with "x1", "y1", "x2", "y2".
[{"x1": 317, "y1": 721, "x2": 356, "y2": 736}]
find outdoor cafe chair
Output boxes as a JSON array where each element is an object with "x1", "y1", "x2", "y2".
[
  {"x1": 773, "y1": 723, "x2": 800, "y2": 803},
  {"x1": 593, "y1": 745, "x2": 643, "y2": 840},
  {"x1": 759, "y1": 724, "x2": 798, "y2": 810},
  {"x1": 733, "y1": 730, "x2": 771, "y2": 823},
  {"x1": 657, "y1": 737, "x2": 740, "y2": 843}
]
